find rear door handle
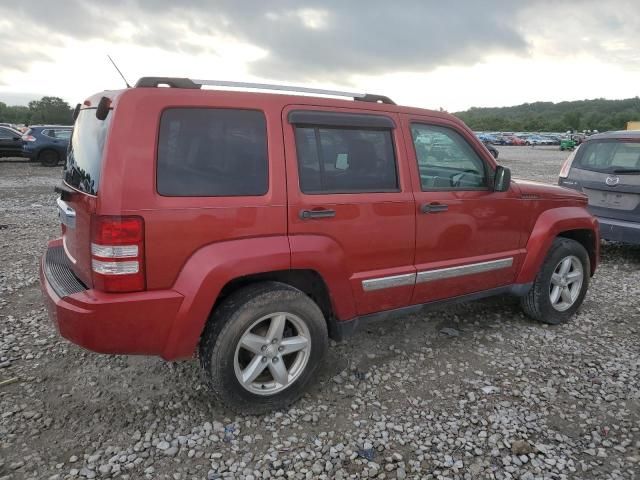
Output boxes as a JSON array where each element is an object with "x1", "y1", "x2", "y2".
[
  {"x1": 299, "y1": 209, "x2": 336, "y2": 220},
  {"x1": 420, "y1": 203, "x2": 448, "y2": 213}
]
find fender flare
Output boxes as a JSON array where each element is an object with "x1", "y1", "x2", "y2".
[
  {"x1": 161, "y1": 236, "x2": 291, "y2": 360},
  {"x1": 516, "y1": 207, "x2": 599, "y2": 284}
]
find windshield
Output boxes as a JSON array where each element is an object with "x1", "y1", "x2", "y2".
[
  {"x1": 64, "y1": 109, "x2": 111, "y2": 195},
  {"x1": 575, "y1": 139, "x2": 640, "y2": 173}
]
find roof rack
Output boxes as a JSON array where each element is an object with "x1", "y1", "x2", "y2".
[{"x1": 134, "y1": 77, "x2": 395, "y2": 105}]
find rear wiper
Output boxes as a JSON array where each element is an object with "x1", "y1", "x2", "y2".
[{"x1": 612, "y1": 168, "x2": 640, "y2": 174}]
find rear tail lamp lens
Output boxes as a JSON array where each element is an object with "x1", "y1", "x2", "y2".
[
  {"x1": 559, "y1": 146, "x2": 580, "y2": 179},
  {"x1": 22, "y1": 135, "x2": 36, "y2": 142},
  {"x1": 90, "y1": 216, "x2": 145, "y2": 292}
]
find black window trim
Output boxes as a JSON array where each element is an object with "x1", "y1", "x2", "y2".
[
  {"x1": 288, "y1": 110, "x2": 396, "y2": 129},
  {"x1": 155, "y1": 106, "x2": 270, "y2": 198},
  {"x1": 410, "y1": 121, "x2": 491, "y2": 192},
  {"x1": 293, "y1": 124, "x2": 401, "y2": 195}
]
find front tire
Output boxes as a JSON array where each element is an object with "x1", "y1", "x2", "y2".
[
  {"x1": 199, "y1": 282, "x2": 328, "y2": 414},
  {"x1": 521, "y1": 238, "x2": 590, "y2": 324}
]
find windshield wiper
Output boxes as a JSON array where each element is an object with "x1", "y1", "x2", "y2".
[{"x1": 612, "y1": 168, "x2": 640, "y2": 174}]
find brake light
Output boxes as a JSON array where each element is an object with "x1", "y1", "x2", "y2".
[
  {"x1": 559, "y1": 146, "x2": 580, "y2": 178},
  {"x1": 22, "y1": 135, "x2": 36, "y2": 142},
  {"x1": 90, "y1": 215, "x2": 145, "y2": 292}
]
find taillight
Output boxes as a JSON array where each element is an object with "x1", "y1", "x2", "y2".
[
  {"x1": 90, "y1": 215, "x2": 145, "y2": 292},
  {"x1": 559, "y1": 146, "x2": 580, "y2": 178},
  {"x1": 22, "y1": 135, "x2": 36, "y2": 142}
]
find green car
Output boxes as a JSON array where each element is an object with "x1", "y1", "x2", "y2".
[{"x1": 560, "y1": 138, "x2": 576, "y2": 151}]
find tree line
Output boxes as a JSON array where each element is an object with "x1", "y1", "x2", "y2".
[
  {"x1": 455, "y1": 97, "x2": 640, "y2": 132},
  {"x1": 3, "y1": 94, "x2": 640, "y2": 133},
  {"x1": 0, "y1": 97, "x2": 73, "y2": 125}
]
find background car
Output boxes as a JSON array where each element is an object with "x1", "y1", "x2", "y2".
[
  {"x1": 558, "y1": 130, "x2": 640, "y2": 244},
  {"x1": 22, "y1": 125, "x2": 72, "y2": 166},
  {"x1": 504, "y1": 135, "x2": 526, "y2": 146},
  {"x1": 482, "y1": 140, "x2": 499, "y2": 158},
  {"x1": 0, "y1": 125, "x2": 24, "y2": 158}
]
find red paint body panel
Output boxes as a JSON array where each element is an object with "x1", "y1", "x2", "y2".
[
  {"x1": 39, "y1": 87, "x2": 600, "y2": 361},
  {"x1": 162, "y1": 235, "x2": 291, "y2": 360},
  {"x1": 400, "y1": 114, "x2": 527, "y2": 303},
  {"x1": 61, "y1": 193, "x2": 96, "y2": 287},
  {"x1": 41, "y1": 239, "x2": 183, "y2": 355},
  {"x1": 283, "y1": 106, "x2": 416, "y2": 316},
  {"x1": 515, "y1": 206, "x2": 599, "y2": 284}
]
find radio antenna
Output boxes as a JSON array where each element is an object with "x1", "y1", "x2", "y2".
[{"x1": 107, "y1": 55, "x2": 131, "y2": 88}]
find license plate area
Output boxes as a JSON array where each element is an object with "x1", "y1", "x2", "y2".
[{"x1": 584, "y1": 188, "x2": 640, "y2": 211}]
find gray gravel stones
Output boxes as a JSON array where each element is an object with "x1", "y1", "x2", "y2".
[{"x1": 1, "y1": 152, "x2": 639, "y2": 479}]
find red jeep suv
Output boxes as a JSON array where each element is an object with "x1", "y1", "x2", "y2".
[{"x1": 40, "y1": 77, "x2": 599, "y2": 413}]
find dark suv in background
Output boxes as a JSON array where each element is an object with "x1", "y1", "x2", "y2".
[
  {"x1": 22, "y1": 125, "x2": 72, "y2": 166},
  {"x1": 0, "y1": 125, "x2": 24, "y2": 158},
  {"x1": 559, "y1": 130, "x2": 640, "y2": 244}
]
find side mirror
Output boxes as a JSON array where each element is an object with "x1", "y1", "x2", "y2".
[{"x1": 494, "y1": 165, "x2": 511, "y2": 192}]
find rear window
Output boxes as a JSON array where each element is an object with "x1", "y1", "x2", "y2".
[
  {"x1": 64, "y1": 109, "x2": 111, "y2": 195},
  {"x1": 576, "y1": 140, "x2": 640, "y2": 173},
  {"x1": 157, "y1": 108, "x2": 268, "y2": 196}
]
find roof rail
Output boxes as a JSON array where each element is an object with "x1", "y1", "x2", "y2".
[{"x1": 134, "y1": 77, "x2": 395, "y2": 105}]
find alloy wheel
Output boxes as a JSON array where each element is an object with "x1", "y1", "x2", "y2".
[{"x1": 233, "y1": 312, "x2": 311, "y2": 396}]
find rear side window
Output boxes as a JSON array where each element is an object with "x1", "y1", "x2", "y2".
[
  {"x1": 576, "y1": 140, "x2": 640, "y2": 173},
  {"x1": 42, "y1": 129, "x2": 71, "y2": 139},
  {"x1": 157, "y1": 108, "x2": 268, "y2": 196},
  {"x1": 0, "y1": 127, "x2": 14, "y2": 139},
  {"x1": 65, "y1": 109, "x2": 111, "y2": 195},
  {"x1": 55, "y1": 129, "x2": 72, "y2": 140},
  {"x1": 294, "y1": 127, "x2": 398, "y2": 193}
]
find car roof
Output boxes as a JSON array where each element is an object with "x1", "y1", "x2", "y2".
[{"x1": 586, "y1": 130, "x2": 640, "y2": 141}]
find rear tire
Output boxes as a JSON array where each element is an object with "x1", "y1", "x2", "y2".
[
  {"x1": 521, "y1": 238, "x2": 590, "y2": 324},
  {"x1": 39, "y1": 150, "x2": 59, "y2": 167},
  {"x1": 199, "y1": 282, "x2": 328, "y2": 414}
]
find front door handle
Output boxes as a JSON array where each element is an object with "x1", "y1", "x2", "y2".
[
  {"x1": 421, "y1": 203, "x2": 448, "y2": 214},
  {"x1": 299, "y1": 209, "x2": 336, "y2": 220}
]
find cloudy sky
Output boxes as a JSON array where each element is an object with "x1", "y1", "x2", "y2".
[{"x1": 1, "y1": 0, "x2": 639, "y2": 111}]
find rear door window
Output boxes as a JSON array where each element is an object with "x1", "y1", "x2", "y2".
[
  {"x1": 65, "y1": 109, "x2": 112, "y2": 195},
  {"x1": 576, "y1": 140, "x2": 640, "y2": 172},
  {"x1": 157, "y1": 108, "x2": 268, "y2": 196},
  {"x1": 294, "y1": 126, "x2": 398, "y2": 193}
]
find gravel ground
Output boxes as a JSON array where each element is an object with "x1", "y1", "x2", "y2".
[{"x1": 1, "y1": 147, "x2": 639, "y2": 480}]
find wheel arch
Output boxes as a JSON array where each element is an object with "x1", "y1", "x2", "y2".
[
  {"x1": 210, "y1": 269, "x2": 339, "y2": 340},
  {"x1": 516, "y1": 207, "x2": 599, "y2": 284},
  {"x1": 556, "y1": 229, "x2": 598, "y2": 276},
  {"x1": 38, "y1": 148, "x2": 60, "y2": 164}
]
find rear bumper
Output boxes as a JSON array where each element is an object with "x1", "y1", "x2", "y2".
[
  {"x1": 598, "y1": 217, "x2": 640, "y2": 244},
  {"x1": 40, "y1": 240, "x2": 184, "y2": 358}
]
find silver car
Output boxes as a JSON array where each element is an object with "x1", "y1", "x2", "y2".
[{"x1": 558, "y1": 131, "x2": 640, "y2": 244}]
